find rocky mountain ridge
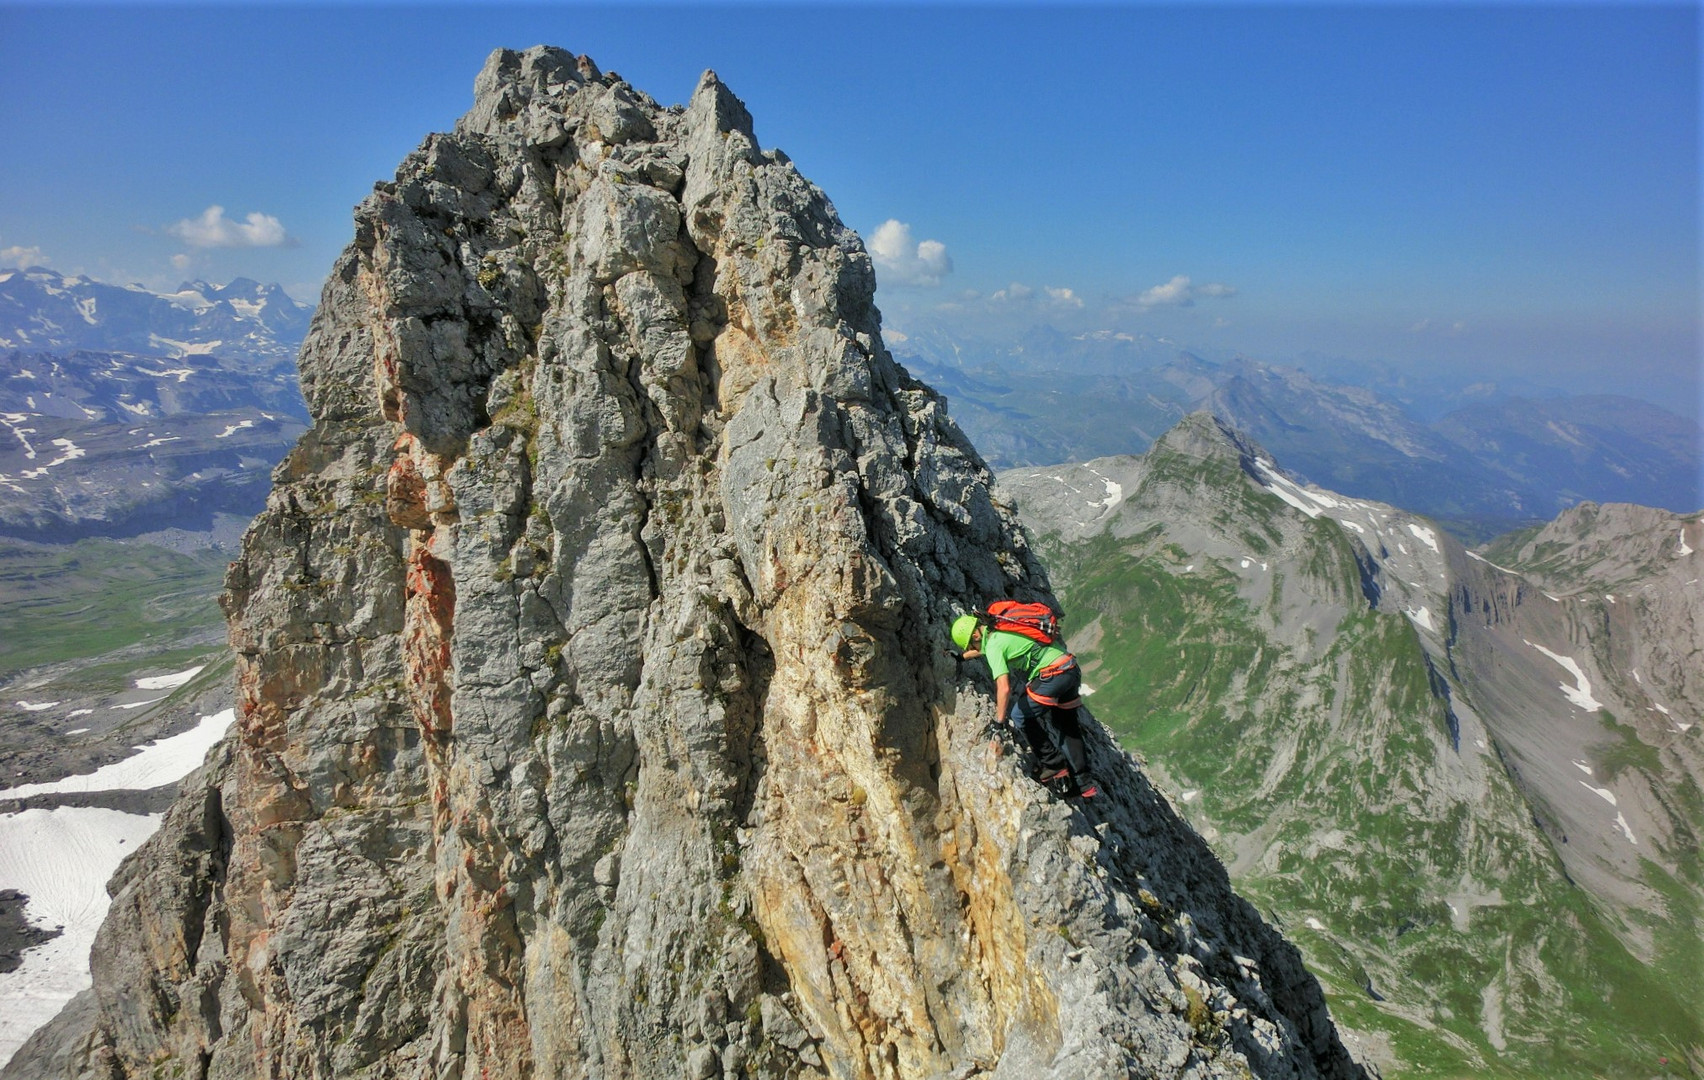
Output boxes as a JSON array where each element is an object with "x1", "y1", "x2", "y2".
[{"x1": 11, "y1": 48, "x2": 1370, "y2": 1080}]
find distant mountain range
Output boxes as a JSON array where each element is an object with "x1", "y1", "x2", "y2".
[
  {"x1": 0, "y1": 268, "x2": 310, "y2": 363},
  {"x1": 0, "y1": 269, "x2": 310, "y2": 542},
  {"x1": 895, "y1": 332, "x2": 1701, "y2": 543}
]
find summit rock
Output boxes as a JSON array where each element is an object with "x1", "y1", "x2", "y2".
[{"x1": 19, "y1": 48, "x2": 1369, "y2": 1080}]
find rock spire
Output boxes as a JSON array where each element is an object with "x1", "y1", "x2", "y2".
[{"x1": 26, "y1": 47, "x2": 1369, "y2": 1080}]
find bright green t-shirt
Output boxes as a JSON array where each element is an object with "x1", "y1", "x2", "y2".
[{"x1": 981, "y1": 629, "x2": 1065, "y2": 682}]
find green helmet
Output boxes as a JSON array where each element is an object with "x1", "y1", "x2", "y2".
[{"x1": 950, "y1": 614, "x2": 980, "y2": 651}]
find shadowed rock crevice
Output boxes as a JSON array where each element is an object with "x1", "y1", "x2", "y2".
[{"x1": 17, "y1": 46, "x2": 1371, "y2": 1080}]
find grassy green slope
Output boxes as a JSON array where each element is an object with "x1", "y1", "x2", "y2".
[
  {"x1": 0, "y1": 537, "x2": 230, "y2": 677},
  {"x1": 1035, "y1": 451, "x2": 1702, "y2": 1078}
]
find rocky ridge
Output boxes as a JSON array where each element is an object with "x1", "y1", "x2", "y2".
[{"x1": 17, "y1": 48, "x2": 1368, "y2": 1080}]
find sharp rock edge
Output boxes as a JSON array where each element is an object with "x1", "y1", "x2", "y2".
[{"x1": 16, "y1": 47, "x2": 1370, "y2": 1080}]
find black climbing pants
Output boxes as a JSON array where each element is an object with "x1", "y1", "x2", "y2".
[{"x1": 1008, "y1": 654, "x2": 1088, "y2": 781}]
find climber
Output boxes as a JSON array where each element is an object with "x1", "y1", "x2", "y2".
[{"x1": 951, "y1": 604, "x2": 1098, "y2": 799}]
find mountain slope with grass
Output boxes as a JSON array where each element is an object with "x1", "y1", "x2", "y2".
[{"x1": 999, "y1": 412, "x2": 1703, "y2": 1078}]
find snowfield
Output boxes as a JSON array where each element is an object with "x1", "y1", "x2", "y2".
[
  {"x1": 0, "y1": 808, "x2": 162, "y2": 1068},
  {"x1": 134, "y1": 665, "x2": 205, "y2": 691},
  {"x1": 1524, "y1": 641, "x2": 1604, "y2": 711},
  {"x1": 0, "y1": 709, "x2": 233, "y2": 799},
  {"x1": 1404, "y1": 606, "x2": 1437, "y2": 632},
  {"x1": 0, "y1": 707, "x2": 236, "y2": 1067},
  {"x1": 1406, "y1": 521, "x2": 1440, "y2": 553}
]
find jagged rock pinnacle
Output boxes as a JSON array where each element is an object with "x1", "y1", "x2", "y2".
[{"x1": 26, "y1": 47, "x2": 1370, "y2": 1080}]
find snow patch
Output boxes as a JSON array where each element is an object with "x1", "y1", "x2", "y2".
[
  {"x1": 110, "y1": 697, "x2": 164, "y2": 711},
  {"x1": 1406, "y1": 521, "x2": 1439, "y2": 553},
  {"x1": 215, "y1": 419, "x2": 255, "y2": 439},
  {"x1": 18, "y1": 438, "x2": 83, "y2": 479},
  {"x1": 1465, "y1": 550, "x2": 1518, "y2": 574},
  {"x1": 66, "y1": 709, "x2": 91, "y2": 718},
  {"x1": 1404, "y1": 607, "x2": 1437, "y2": 632},
  {"x1": 1525, "y1": 641, "x2": 1604, "y2": 711},
  {"x1": 147, "y1": 335, "x2": 221, "y2": 357},
  {"x1": 1304, "y1": 917, "x2": 1326, "y2": 931},
  {"x1": 1251, "y1": 458, "x2": 1323, "y2": 518},
  {"x1": 135, "y1": 664, "x2": 205, "y2": 691},
  {"x1": 1653, "y1": 703, "x2": 1670, "y2": 716},
  {"x1": 1179, "y1": 790, "x2": 1200, "y2": 803},
  {"x1": 116, "y1": 400, "x2": 150, "y2": 417},
  {"x1": 13, "y1": 701, "x2": 59, "y2": 712},
  {"x1": 1579, "y1": 781, "x2": 1617, "y2": 807},
  {"x1": 1543, "y1": 592, "x2": 1562, "y2": 603},
  {"x1": 1679, "y1": 528, "x2": 1694, "y2": 557},
  {"x1": 1335, "y1": 518, "x2": 1366, "y2": 534},
  {"x1": 132, "y1": 365, "x2": 195, "y2": 383},
  {"x1": 0, "y1": 709, "x2": 233, "y2": 799},
  {"x1": 0, "y1": 806, "x2": 163, "y2": 1068},
  {"x1": 1614, "y1": 813, "x2": 1637, "y2": 844},
  {"x1": 1, "y1": 413, "x2": 39, "y2": 459},
  {"x1": 1572, "y1": 760, "x2": 1594, "y2": 776},
  {"x1": 63, "y1": 729, "x2": 88, "y2": 736}
]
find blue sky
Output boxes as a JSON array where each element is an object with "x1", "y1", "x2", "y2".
[{"x1": 1, "y1": 3, "x2": 1698, "y2": 414}]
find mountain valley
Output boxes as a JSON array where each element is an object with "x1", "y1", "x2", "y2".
[{"x1": 999, "y1": 414, "x2": 1703, "y2": 1077}]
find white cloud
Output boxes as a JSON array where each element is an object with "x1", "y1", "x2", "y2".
[
  {"x1": 1, "y1": 244, "x2": 47, "y2": 269},
  {"x1": 168, "y1": 205, "x2": 290, "y2": 249},
  {"x1": 170, "y1": 253, "x2": 194, "y2": 270},
  {"x1": 1131, "y1": 274, "x2": 1236, "y2": 309},
  {"x1": 989, "y1": 282, "x2": 1082, "y2": 309},
  {"x1": 869, "y1": 219, "x2": 953, "y2": 287},
  {"x1": 1407, "y1": 318, "x2": 1469, "y2": 336}
]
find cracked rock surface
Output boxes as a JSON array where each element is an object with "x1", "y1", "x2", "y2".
[{"x1": 18, "y1": 47, "x2": 1369, "y2": 1080}]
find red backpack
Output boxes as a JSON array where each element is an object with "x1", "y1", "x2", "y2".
[{"x1": 985, "y1": 600, "x2": 1061, "y2": 646}]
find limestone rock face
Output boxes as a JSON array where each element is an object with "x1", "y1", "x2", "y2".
[{"x1": 48, "y1": 48, "x2": 1368, "y2": 1080}]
